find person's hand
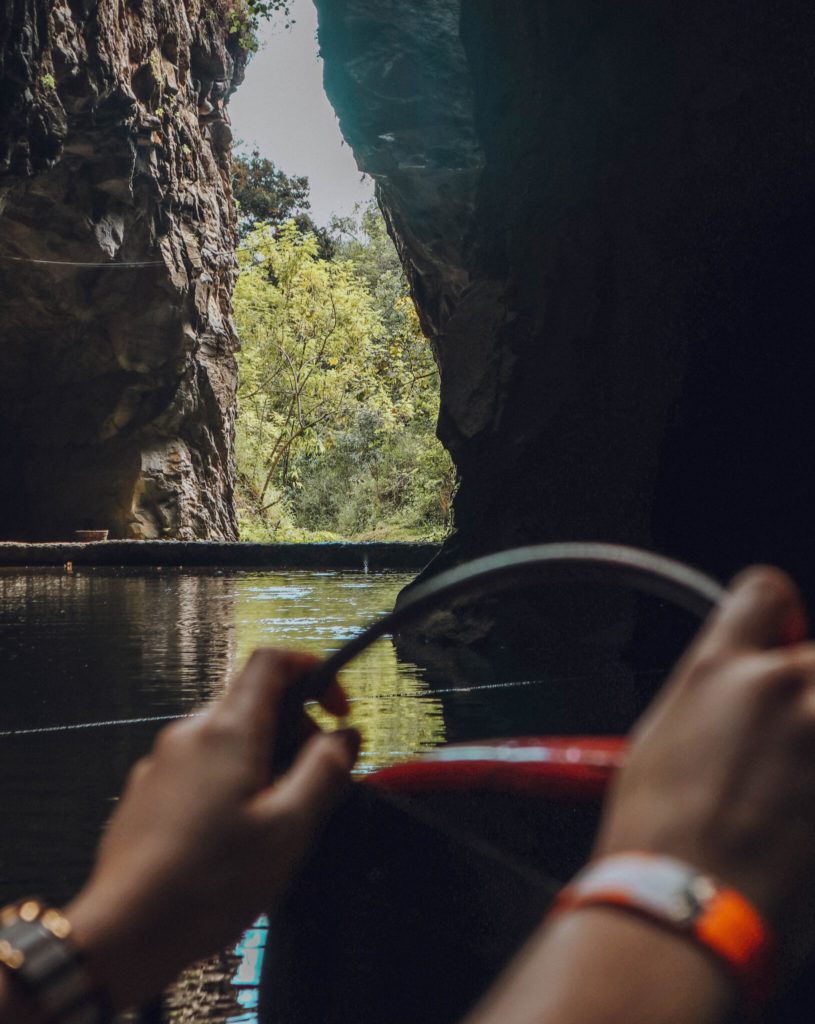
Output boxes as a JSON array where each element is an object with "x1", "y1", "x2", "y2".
[
  {"x1": 63, "y1": 648, "x2": 359, "y2": 1011},
  {"x1": 465, "y1": 568, "x2": 815, "y2": 1024},
  {"x1": 595, "y1": 566, "x2": 815, "y2": 968}
]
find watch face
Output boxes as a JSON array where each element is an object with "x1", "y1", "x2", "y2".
[
  {"x1": 668, "y1": 887, "x2": 705, "y2": 925},
  {"x1": 567, "y1": 854, "x2": 722, "y2": 930}
]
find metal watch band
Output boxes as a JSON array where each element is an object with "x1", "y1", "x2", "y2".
[
  {"x1": 550, "y1": 852, "x2": 776, "y2": 1014},
  {"x1": 0, "y1": 900, "x2": 112, "y2": 1024}
]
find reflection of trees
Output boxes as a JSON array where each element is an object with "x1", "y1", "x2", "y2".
[
  {"x1": 163, "y1": 948, "x2": 244, "y2": 1024},
  {"x1": 232, "y1": 571, "x2": 446, "y2": 770},
  {"x1": 314, "y1": 639, "x2": 446, "y2": 772},
  {"x1": 0, "y1": 568, "x2": 238, "y2": 723},
  {"x1": 0, "y1": 566, "x2": 447, "y2": 1024}
]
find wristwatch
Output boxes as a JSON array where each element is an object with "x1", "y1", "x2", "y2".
[
  {"x1": 0, "y1": 899, "x2": 112, "y2": 1023},
  {"x1": 551, "y1": 852, "x2": 776, "y2": 1015}
]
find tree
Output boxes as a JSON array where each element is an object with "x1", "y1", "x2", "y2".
[
  {"x1": 233, "y1": 204, "x2": 456, "y2": 541},
  {"x1": 234, "y1": 221, "x2": 383, "y2": 509},
  {"x1": 330, "y1": 199, "x2": 440, "y2": 423},
  {"x1": 227, "y1": 0, "x2": 294, "y2": 52},
  {"x1": 232, "y1": 149, "x2": 336, "y2": 257},
  {"x1": 232, "y1": 150, "x2": 310, "y2": 236}
]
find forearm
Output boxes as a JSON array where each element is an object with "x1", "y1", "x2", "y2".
[{"x1": 464, "y1": 908, "x2": 735, "y2": 1024}]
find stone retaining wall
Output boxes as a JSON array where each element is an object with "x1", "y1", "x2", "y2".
[{"x1": 0, "y1": 541, "x2": 440, "y2": 570}]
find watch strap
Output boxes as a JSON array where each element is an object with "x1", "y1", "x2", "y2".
[
  {"x1": 0, "y1": 900, "x2": 112, "y2": 1024},
  {"x1": 550, "y1": 853, "x2": 775, "y2": 1015}
]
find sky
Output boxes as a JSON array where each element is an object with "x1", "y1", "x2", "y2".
[{"x1": 228, "y1": 1, "x2": 375, "y2": 228}]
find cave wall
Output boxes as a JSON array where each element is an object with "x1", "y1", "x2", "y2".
[
  {"x1": 316, "y1": 0, "x2": 815, "y2": 599},
  {"x1": 0, "y1": 0, "x2": 244, "y2": 539}
]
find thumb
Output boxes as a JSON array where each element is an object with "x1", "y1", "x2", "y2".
[
  {"x1": 257, "y1": 728, "x2": 360, "y2": 836},
  {"x1": 691, "y1": 566, "x2": 808, "y2": 661}
]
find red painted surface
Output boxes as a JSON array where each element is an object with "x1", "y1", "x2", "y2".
[{"x1": 364, "y1": 736, "x2": 627, "y2": 801}]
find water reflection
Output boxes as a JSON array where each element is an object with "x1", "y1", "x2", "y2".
[
  {"x1": 231, "y1": 571, "x2": 445, "y2": 772},
  {"x1": 0, "y1": 566, "x2": 440, "y2": 1023}
]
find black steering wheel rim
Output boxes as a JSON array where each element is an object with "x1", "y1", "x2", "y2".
[
  {"x1": 300, "y1": 541, "x2": 724, "y2": 700},
  {"x1": 261, "y1": 545, "x2": 725, "y2": 1024}
]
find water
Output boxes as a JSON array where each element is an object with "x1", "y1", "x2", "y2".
[
  {"x1": 0, "y1": 566, "x2": 443, "y2": 1022},
  {"x1": 0, "y1": 565, "x2": 703, "y2": 1021}
]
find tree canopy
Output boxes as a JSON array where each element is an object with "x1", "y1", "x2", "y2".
[
  {"x1": 232, "y1": 149, "x2": 335, "y2": 256},
  {"x1": 232, "y1": 196, "x2": 455, "y2": 542},
  {"x1": 232, "y1": 149, "x2": 309, "y2": 232}
]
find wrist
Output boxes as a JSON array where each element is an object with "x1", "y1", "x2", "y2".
[
  {"x1": 543, "y1": 906, "x2": 737, "y2": 1024},
  {"x1": 0, "y1": 899, "x2": 113, "y2": 1024},
  {"x1": 550, "y1": 852, "x2": 776, "y2": 1016},
  {"x1": 466, "y1": 902, "x2": 736, "y2": 1024},
  {"x1": 62, "y1": 887, "x2": 161, "y2": 1014}
]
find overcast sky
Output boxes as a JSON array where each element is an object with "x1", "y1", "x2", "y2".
[{"x1": 227, "y1": 1, "x2": 374, "y2": 227}]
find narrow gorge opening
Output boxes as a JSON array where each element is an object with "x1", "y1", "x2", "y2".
[
  {"x1": 3, "y1": 0, "x2": 815, "y2": 591},
  {"x1": 0, "y1": 0, "x2": 453, "y2": 546},
  {"x1": 228, "y1": 6, "x2": 453, "y2": 543}
]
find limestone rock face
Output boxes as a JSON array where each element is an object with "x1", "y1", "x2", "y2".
[
  {"x1": 0, "y1": 0, "x2": 244, "y2": 539},
  {"x1": 316, "y1": 0, "x2": 815, "y2": 595}
]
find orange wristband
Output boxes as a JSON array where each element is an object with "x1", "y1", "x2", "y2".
[{"x1": 550, "y1": 853, "x2": 776, "y2": 1015}]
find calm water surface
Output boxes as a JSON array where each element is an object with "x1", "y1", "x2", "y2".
[
  {"x1": 0, "y1": 566, "x2": 701, "y2": 1021},
  {"x1": 0, "y1": 567, "x2": 444, "y2": 1023}
]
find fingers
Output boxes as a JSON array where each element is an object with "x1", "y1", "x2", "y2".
[
  {"x1": 221, "y1": 648, "x2": 350, "y2": 731},
  {"x1": 223, "y1": 648, "x2": 322, "y2": 719},
  {"x1": 690, "y1": 566, "x2": 808, "y2": 662},
  {"x1": 255, "y1": 728, "x2": 360, "y2": 832},
  {"x1": 319, "y1": 678, "x2": 351, "y2": 717}
]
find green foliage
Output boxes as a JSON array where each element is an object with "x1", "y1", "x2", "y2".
[
  {"x1": 232, "y1": 149, "x2": 335, "y2": 255},
  {"x1": 245, "y1": 0, "x2": 293, "y2": 27},
  {"x1": 232, "y1": 149, "x2": 309, "y2": 233},
  {"x1": 233, "y1": 197, "x2": 455, "y2": 542},
  {"x1": 235, "y1": 221, "x2": 383, "y2": 521},
  {"x1": 149, "y1": 51, "x2": 161, "y2": 83},
  {"x1": 228, "y1": 0, "x2": 294, "y2": 52},
  {"x1": 40, "y1": 72, "x2": 56, "y2": 90}
]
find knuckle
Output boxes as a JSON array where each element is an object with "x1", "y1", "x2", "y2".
[
  {"x1": 756, "y1": 651, "x2": 815, "y2": 695},
  {"x1": 300, "y1": 736, "x2": 354, "y2": 794},
  {"x1": 263, "y1": 792, "x2": 302, "y2": 834},
  {"x1": 153, "y1": 718, "x2": 193, "y2": 754},
  {"x1": 683, "y1": 650, "x2": 730, "y2": 687},
  {"x1": 193, "y1": 711, "x2": 242, "y2": 748},
  {"x1": 246, "y1": 647, "x2": 283, "y2": 672},
  {"x1": 314, "y1": 736, "x2": 351, "y2": 778},
  {"x1": 729, "y1": 565, "x2": 799, "y2": 609},
  {"x1": 123, "y1": 754, "x2": 154, "y2": 790}
]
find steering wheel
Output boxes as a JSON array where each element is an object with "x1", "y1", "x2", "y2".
[{"x1": 261, "y1": 543, "x2": 724, "y2": 1024}]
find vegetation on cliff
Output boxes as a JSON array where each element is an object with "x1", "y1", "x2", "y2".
[
  {"x1": 226, "y1": 0, "x2": 294, "y2": 51},
  {"x1": 232, "y1": 193, "x2": 455, "y2": 542}
]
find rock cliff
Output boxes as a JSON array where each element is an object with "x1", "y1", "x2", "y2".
[
  {"x1": 0, "y1": 0, "x2": 245, "y2": 539},
  {"x1": 315, "y1": 0, "x2": 815, "y2": 720},
  {"x1": 4, "y1": 0, "x2": 815, "y2": 599},
  {"x1": 316, "y1": 0, "x2": 815, "y2": 594}
]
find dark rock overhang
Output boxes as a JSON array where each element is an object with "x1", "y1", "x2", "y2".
[{"x1": 315, "y1": 0, "x2": 815, "y2": 598}]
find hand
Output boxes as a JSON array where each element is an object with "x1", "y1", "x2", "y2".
[
  {"x1": 64, "y1": 649, "x2": 359, "y2": 1011},
  {"x1": 465, "y1": 568, "x2": 815, "y2": 1024},
  {"x1": 595, "y1": 566, "x2": 815, "y2": 967}
]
